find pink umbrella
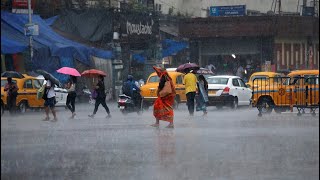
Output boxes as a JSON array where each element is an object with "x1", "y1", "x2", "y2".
[{"x1": 57, "y1": 67, "x2": 81, "y2": 77}]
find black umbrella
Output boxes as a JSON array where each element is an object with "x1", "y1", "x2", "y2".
[
  {"x1": 36, "y1": 69, "x2": 62, "y2": 87},
  {"x1": 1, "y1": 71, "x2": 24, "y2": 78}
]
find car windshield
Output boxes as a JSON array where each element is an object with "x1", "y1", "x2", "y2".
[
  {"x1": 1, "y1": 80, "x2": 17, "y2": 87},
  {"x1": 207, "y1": 78, "x2": 229, "y2": 85},
  {"x1": 250, "y1": 75, "x2": 269, "y2": 81},
  {"x1": 148, "y1": 76, "x2": 160, "y2": 83}
]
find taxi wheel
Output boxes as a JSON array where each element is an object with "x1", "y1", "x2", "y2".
[
  {"x1": 258, "y1": 98, "x2": 273, "y2": 114},
  {"x1": 19, "y1": 101, "x2": 28, "y2": 113}
]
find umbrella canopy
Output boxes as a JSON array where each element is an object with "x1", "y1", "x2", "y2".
[
  {"x1": 1, "y1": 71, "x2": 24, "y2": 78},
  {"x1": 81, "y1": 69, "x2": 107, "y2": 78},
  {"x1": 176, "y1": 63, "x2": 200, "y2": 73},
  {"x1": 36, "y1": 69, "x2": 62, "y2": 87},
  {"x1": 57, "y1": 67, "x2": 81, "y2": 77}
]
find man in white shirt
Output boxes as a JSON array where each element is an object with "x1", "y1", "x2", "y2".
[{"x1": 43, "y1": 78, "x2": 57, "y2": 121}]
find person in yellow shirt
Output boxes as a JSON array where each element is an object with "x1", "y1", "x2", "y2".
[{"x1": 183, "y1": 68, "x2": 197, "y2": 116}]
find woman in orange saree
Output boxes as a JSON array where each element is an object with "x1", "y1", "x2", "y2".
[{"x1": 151, "y1": 66, "x2": 176, "y2": 128}]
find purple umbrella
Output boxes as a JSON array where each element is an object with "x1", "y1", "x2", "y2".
[{"x1": 176, "y1": 63, "x2": 200, "y2": 73}]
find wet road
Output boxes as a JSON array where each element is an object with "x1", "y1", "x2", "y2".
[{"x1": 1, "y1": 103, "x2": 319, "y2": 180}]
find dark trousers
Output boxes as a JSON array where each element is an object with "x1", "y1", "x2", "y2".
[
  {"x1": 93, "y1": 97, "x2": 110, "y2": 115},
  {"x1": 66, "y1": 94, "x2": 76, "y2": 113},
  {"x1": 7, "y1": 95, "x2": 17, "y2": 114},
  {"x1": 186, "y1": 92, "x2": 196, "y2": 115}
]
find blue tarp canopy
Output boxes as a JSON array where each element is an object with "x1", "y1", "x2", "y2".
[
  {"x1": 1, "y1": 35, "x2": 28, "y2": 54},
  {"x1": 1, "y1": 11, "x2": 113, "y2": 65},
  {"x1": 162, "y1": 39, "x2": 188, "y2": 58},
  {"x1": 132, "y1": 53, "x2": 146, "y2": 63}
]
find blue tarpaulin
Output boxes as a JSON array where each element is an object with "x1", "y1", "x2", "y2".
[
  {"x1": 162, "y1": 39, "x2": 188, "y2": 58},
  {"x1": 45, "y1": 15, "x2": 58, "y2": 26},
  {"x1": 1, "y1": 11, "x2": 113, "y2": 65},
  {"x1": 1, "y1": 35, "x2": 28, "y2": 54},
  {"x1": 132, "y1": 53, "x2": 146, "y2": 63}
]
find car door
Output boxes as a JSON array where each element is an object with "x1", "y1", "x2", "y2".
[
  {"x1": 175, "y1": 75, "x2": 186, "y2": 102},
  {"x1": 238, "y1": 78, "x2": 252, "y2": 106},
  {"x1": 23, "y1": 79, "x2": 36, "y2": 107},
  {"x1": 231, "y1": 78, "x2": 242, "y2": 104}
]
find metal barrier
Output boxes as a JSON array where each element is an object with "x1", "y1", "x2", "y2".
[{"x1": 252, "y1": 76, "x2": 319, "y2": 116}]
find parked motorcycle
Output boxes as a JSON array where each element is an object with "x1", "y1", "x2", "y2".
[{"x1": 117, "y1": 94, "x2": 142, "y2": 115}]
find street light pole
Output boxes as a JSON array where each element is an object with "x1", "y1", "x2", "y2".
[{"x1": 28, "y1": 0, "x2": 33, "y2": 60}]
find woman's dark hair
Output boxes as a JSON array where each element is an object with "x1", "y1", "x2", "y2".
[
  {"x1": 99, "y1": 75, "x2": 104, "y2": 81},
  {"x1": 71, "y1": 76, "x2": 77, "y2": 84},
  {"x1": 198, "y1": 75, "x2": 208, "y2": 90},
  {"x1": 158, "y1": 75, "x2": 166, "y2": 90}
]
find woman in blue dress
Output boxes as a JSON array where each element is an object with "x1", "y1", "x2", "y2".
[{"x1": 196, "y1": 75, "x2": 209, "y2": 115}]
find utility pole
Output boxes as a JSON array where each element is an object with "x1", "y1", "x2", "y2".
[
  {"x1": 278, "y1": 0, "x2": 281, "y2": 15},
  {"x1": 28, "y1": 0, "x2": 33, "y2": 61}
]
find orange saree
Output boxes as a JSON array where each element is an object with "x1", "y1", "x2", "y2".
[{"x1": 153, "y1": 66, "x2": 176, "y2": 123}]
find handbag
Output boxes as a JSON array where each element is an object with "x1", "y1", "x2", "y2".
[
  {"x1": 159, "y1": 81, "x2": 172, "y2": 97},
  {"x1": 37, "y1": 85, "x2": 45, "y2": 100},
  {"x1": 91, "y1": 90, "x2": 98, "y2": 99}
]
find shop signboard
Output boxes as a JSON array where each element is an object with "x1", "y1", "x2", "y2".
[
  {"x1": 209, "y1": 5, "x2": 246, "y2": 16},
  {"x1": 120, "y1": 12, "x2": 159, "y2": 45},
  {"x1": 12, "y1": 0, "x2": 35, "y2": 14}
]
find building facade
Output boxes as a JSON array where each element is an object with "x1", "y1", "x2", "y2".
[
  {"x1": 179, "y1": 16, "x2": 319, "y2": 75},
  {"x1": 155, "y1": 0, "x2": 319, "y2": 17}
]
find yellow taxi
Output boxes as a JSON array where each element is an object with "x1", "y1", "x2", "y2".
[
  {"x1": 1, "y1": 75, "x2": 44, "y2": 113},
  {"x1": 252, "y1": 69, "x2": 319, "y2": 115},
  {"x1": 246, "y1": 71, "x2": 283, "y2": 89},
  {"x1": 140, "y1": 71, "x2": 187, "y2": 109}
]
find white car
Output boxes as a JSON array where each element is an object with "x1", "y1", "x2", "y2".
[
  {"x1": 37, "y1": 76, "x2": 68, "y2": 107},
  {"x1": 206, "y1": 75, "x2": 252, "y2": 109}
]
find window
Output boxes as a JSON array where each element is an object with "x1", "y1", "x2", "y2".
[
  {"x1": 158, "y1": 4, "x2": 161, "y2": 11},
  {"x1": 232, "y1": 79, "x2": 240, "y2": 87},
  {"x1": 33, "y1": 80, "x2": 41, "y2": 89},
  {"x1": 24, "y1": 79, "x2": 33, "y2": 89},
  {"x1": 148, "y1": 76, "x2": 160, "y2": 83},
  {"x1": 238, "y1": 79, "x2": 246, "y2": 87},
  {"x1": 176, "y1": 76, "x2": 183, "y2": 84},
  {"x1": 207, "y1": 78, "x2": 228, "y2": 85},
  {"x1": 1, "y1": 80, "x2": 17, "y2": 87},
  {"x1": 304, "y1": 75, "x2": 317, "y2": 85}
]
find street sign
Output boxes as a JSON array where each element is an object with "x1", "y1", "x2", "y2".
[
  {"x1": 114, "y1": 65, "x2": 123, "y2": 70},
  {"x1": 24, "y1": 24, "x2": 39, "y2": 36},
  {"x1": 209, "y1": 5, "x2": 246, "y2": 16}
]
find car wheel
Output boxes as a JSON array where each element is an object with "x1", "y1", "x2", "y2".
[
  {"x1": 258, "y1": 97, "x2": 273, "y2": 114},
  {"x1": 230, "y1": 97, "x2": 238, "y2": 109},
  {"x1": 19, "y1": 101, "x2": 28, "y2": 113}
]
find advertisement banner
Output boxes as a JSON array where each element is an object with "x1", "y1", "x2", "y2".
[{"x1": 120, "y1": 12, "x2": 159, "y2": 45}]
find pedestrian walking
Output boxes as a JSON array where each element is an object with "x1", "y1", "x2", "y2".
[
  {"x1": 4, "y1": 77, "x2": 18, "y2": 114},
  {"x1": 151, "y1": 66, "x2": 175, "y2": 128},
  {"x1": 183, "y1": 68, "x2": 197, "y2": 116},
  {"x1": 88, "y1": 75, "x2": 111, "y2": 118},
  {"x1": 42, "y1": 77, "x2": 58, "y2": 121},
  {"x1": 66, "y1": 76, "x2": 77, "y2": 119},
  {"x1": 196, "y1": 75, "x2": 209, "y2": 116}
]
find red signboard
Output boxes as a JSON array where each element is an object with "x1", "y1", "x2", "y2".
[{"x1": 12, "y1": 0, "x2": 35, "y2": 9}]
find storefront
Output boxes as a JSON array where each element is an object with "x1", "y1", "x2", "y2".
[{"x1": 180, "y1": 15, "x2": 319, "y2": 77}]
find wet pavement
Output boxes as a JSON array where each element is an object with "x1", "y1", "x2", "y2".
[{"x1": 1, "y1": 103, "x2": 319, "y2": 180}]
